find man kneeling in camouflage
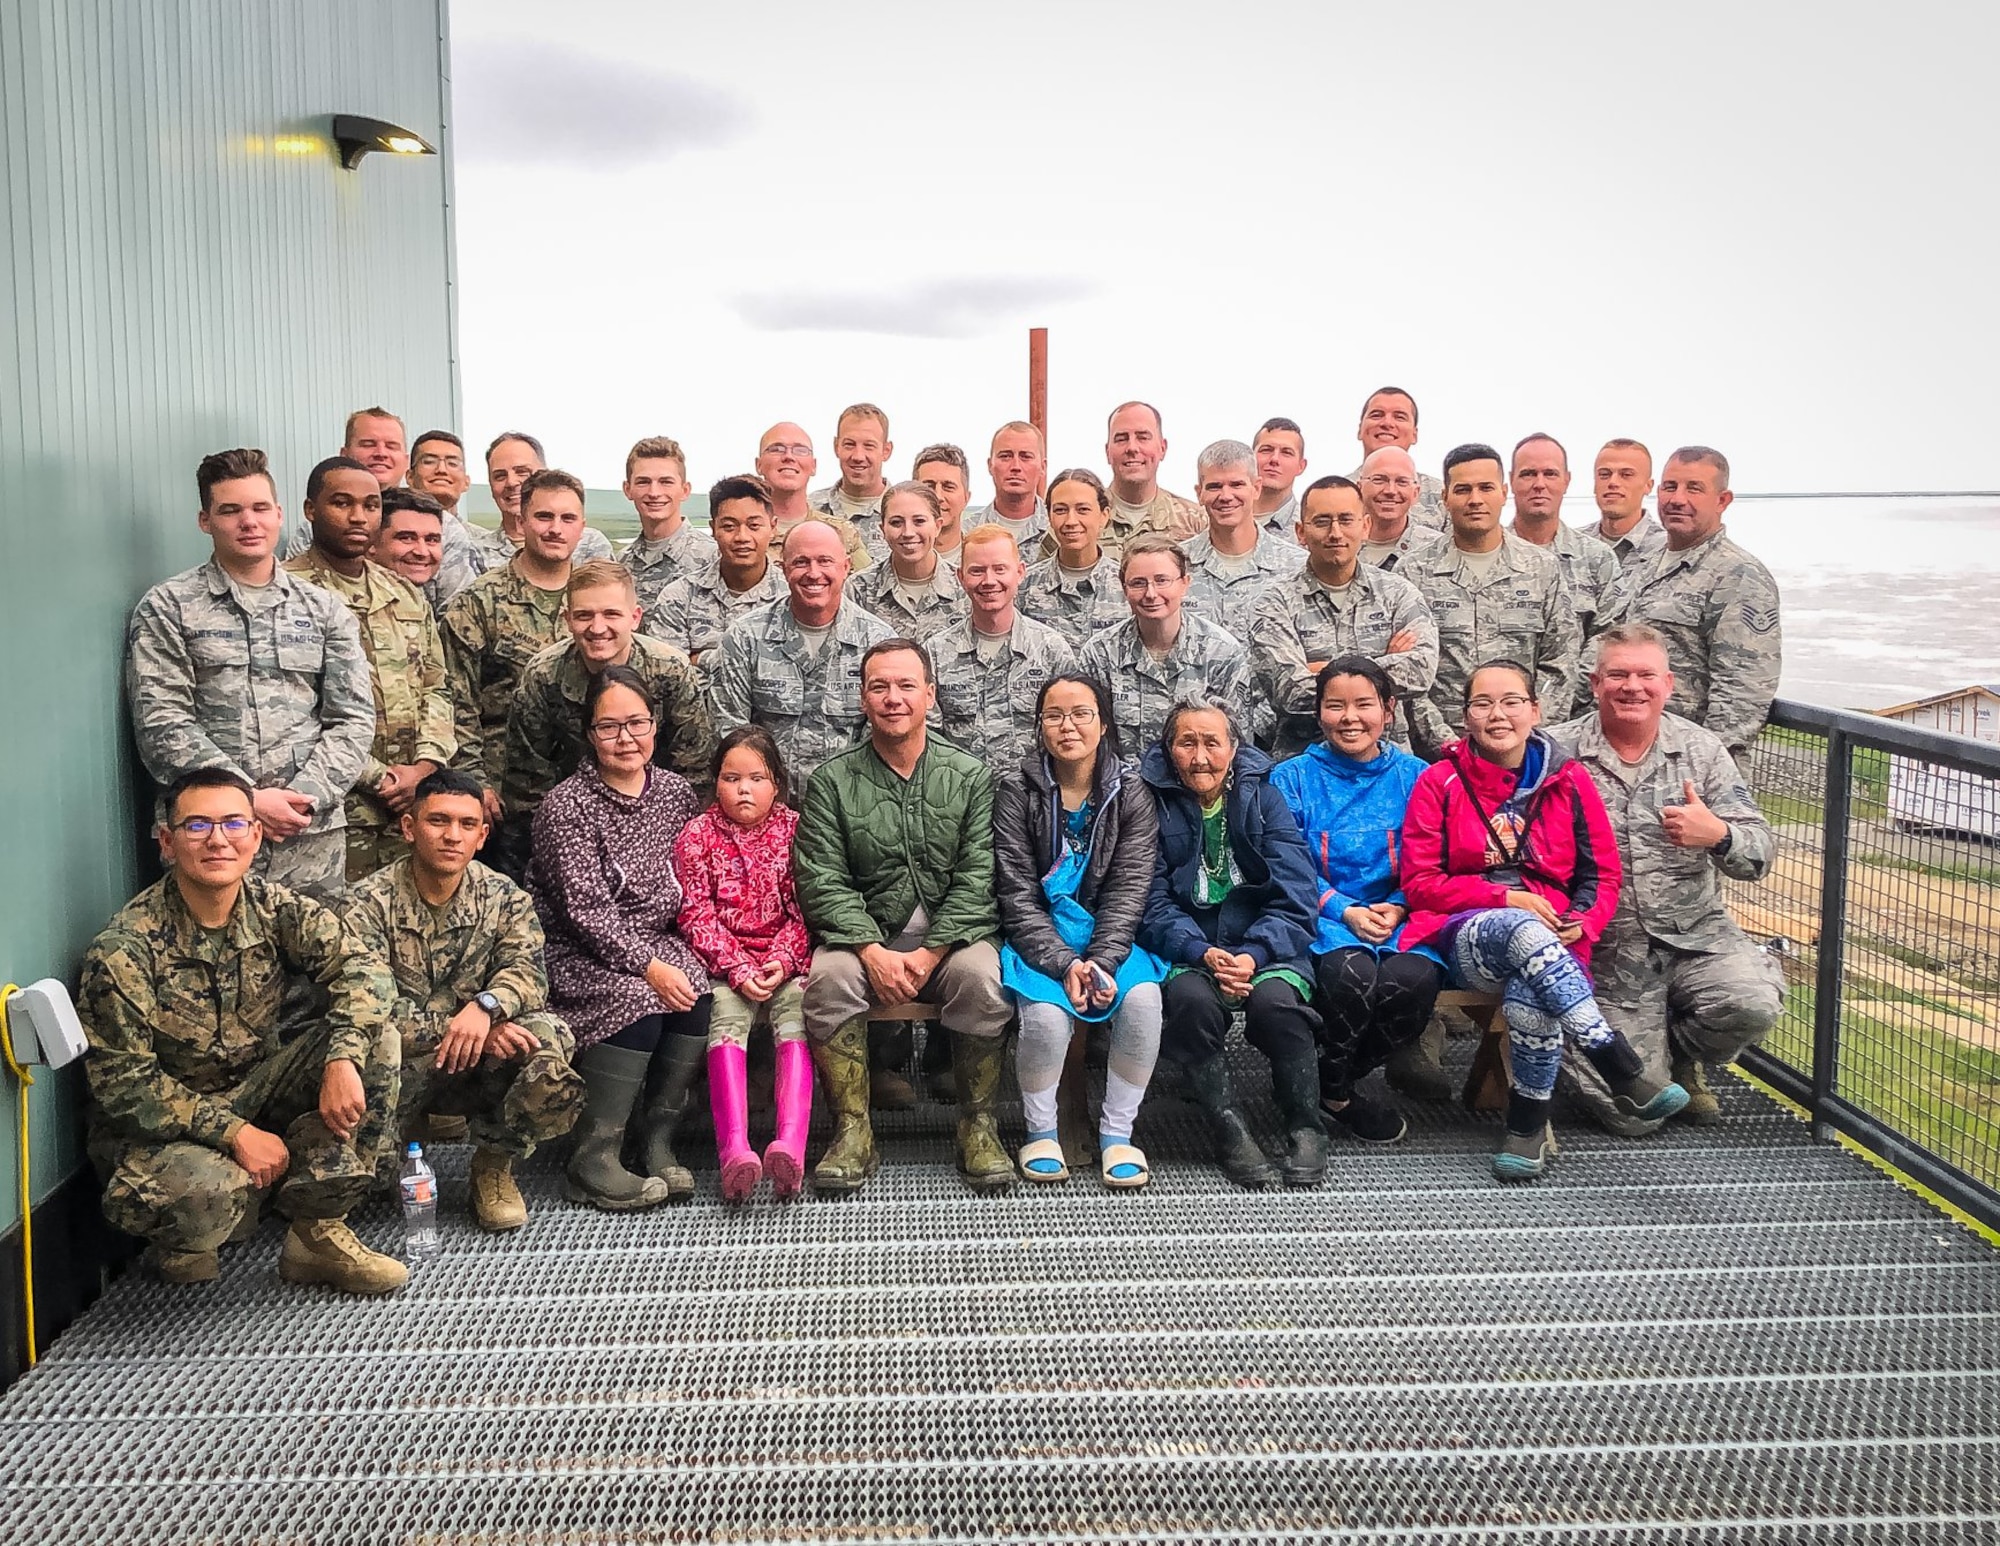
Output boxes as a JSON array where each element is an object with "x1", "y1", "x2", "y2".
[
  {"x1": 79, "y1": 769, "x2": 407, "y2": 1291},
  {"x1": 1550, "y1": 624, "x2": 1785, "y2": 1131},
  {"x1": 345, "y1": 770, "x2": 585, "y2": 1230}
]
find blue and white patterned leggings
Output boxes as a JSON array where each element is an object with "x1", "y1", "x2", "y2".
[{"x1": 1449, "y1": 908, "x2": 1616, "y2": 1100}]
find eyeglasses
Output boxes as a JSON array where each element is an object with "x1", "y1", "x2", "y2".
[
  {"x1": 1040, "y1": 706, "x2": 1099, "y2": 727},
  {"x1": 761, "y1": 442, "x2": 812, "y2": 458},
  {"x1": 1122, "y1": 577, "x2": 1183, "y2": 592},
  {"x1": 1301, "y1": 514, "x2": 1367, "y2": 533},
  {"x1": 589, "y1": 715, "x2": 655, "y2": 742},
  {"x1": 172, "y1": 815, "x2": 257, "y2": 839},
  {"x1": 1362, "y1": 475, "x2": 1417, "y2": 490},
  {"x1": 414, "y1": 453, "x2": 464, "y2": 470},
  {"x1": 1466, "y1": 695, "x2": 1534, "y2": 714}
]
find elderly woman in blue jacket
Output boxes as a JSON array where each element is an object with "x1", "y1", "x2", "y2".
[
  {"x1": 1139, "y1": 696, "x2": 1324, "y2": 1190},
  {"x1": 1271, "y1": 656, "x2": 1443, "y2": 1148}
]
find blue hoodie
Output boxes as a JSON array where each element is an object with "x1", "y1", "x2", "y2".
[{"x1": 1269, "y1": 739, "x2": 1430, "y2": 956}]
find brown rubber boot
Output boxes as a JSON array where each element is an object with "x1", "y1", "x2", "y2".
[
  {"x1": 952, "y1": 1031, "x2": 1016, "y2": 1193},
  {"x1": 469, "y1": 1147, "x2": 528, "y2": 1232},
  {"x1": 278, "y1": 1218, "x2": 409, "y2": 1295},
  {"x1": 812, "y1": 1016, "x2": 879, "y2": 1193},
  {"x1": 1674, "y1": 1057, "x2": 1722, "y2": 1125}
]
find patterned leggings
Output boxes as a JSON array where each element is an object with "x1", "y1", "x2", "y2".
[{"x1": 1449, "y1": 908, "x2": 1616, "y2": 1100}]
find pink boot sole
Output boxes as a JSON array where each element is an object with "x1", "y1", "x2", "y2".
[
  {"x1": 720, "y1": 1153, "x2": 762, "y2": 1204},
  {"x1": 764, "y1": 1142, "x2": 803, "y2": 1199}
]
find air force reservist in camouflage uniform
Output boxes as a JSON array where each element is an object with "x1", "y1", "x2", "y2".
[
  {"x1": 964, "y1": 422, "x2": 1050, "y2": 555},
  {"x1": 407, "y1": 430, "x2": 501, "y2": 607},
  {"x1": 1507, "y1": 433, "x2": 1627, "y2": 641},
  {"x1": 757, "y1": 422, "x2": 874, "y2": 571},
  {"x1": 1181, "y1": 439, "x2": 1305, "y2": 632},
  {"x1": 127, "y1": 448, "x2": 375, "y2": 902},
  {"x1": 929, "y1": 525, "x2": 1075, "y2": 771},
  {"x1": 284, "y1": 458, "x2": 456, "y2": 880},
  {"x1": 1356, "y1": 447, "x2": 1449, "y2": 574},
  {"x1": 345, "y1": 770, "x2": 585, "y2": 1233},
  {"x1": 1245, "y1": 476, "x2": 1438, "y2": 758},
  {"x1": 79, "y1": 768, "x2": 407, "y2": 1292},
  {"x1": 1251, "y1": 417, "x2": 1309, "y2": 537},
  {"x1": 1019, "y1": 468, "x2": 1129, "y2": 649},
  {"x1": 845, "y1": 480, "x2": 968, "y2": 642},
  {"x1": 1592, "y1": 438, "x2": 1667, "y2": 572},
  {"x1": 618, "y1": 435, "x2": 716, "y2": 608},
  {"x1": 811, "y1": 402, "x2": 895, "y2": 552},
  {"x1": 1620, "y1": 445, "x2": 1782, "y2": 757},
  {"x1": 1403, "y1": 443, "x2": 1583, "y2": 749},
  {"x1": 1104, "y1": 401, "x2": 1204, "y2": 546},
  {"x1": 644, "y1": 474, "x2": 788, "y2": 665},
  {"x1": 1351, "y1": 387, "x2": 1448, "y2": 527},
  {"x1": 708, "y1": 519, "x2": 894, "y2": 780},
  {"x1": 913, "y1": 443, "x2": 974, "y2": 568},
  {"x1": 1550, "y1": 626, "x2": 1783, "y2": 1130}
]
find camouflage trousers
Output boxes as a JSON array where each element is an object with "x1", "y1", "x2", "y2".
[
  {"x1": 395, "y1": 1009, "x2": 582, "y2": 1160},
  {"x1": 1562, "y1": 933, "x2": 1786, "y2": 1136},
  {"x1": 344, "y1": 810, "x2": 411, "y2": 882},
  {"x1": 250, "y1": 827, "x2": 348, "y2": 903},
  {"x1": 91, "y1": 1013, "x2": 402, "y2": 1254}
]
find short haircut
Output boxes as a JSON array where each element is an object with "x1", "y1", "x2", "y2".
[
  {"x1": 1511, "y1": 432, "x2": 1568, "y2": 468},
  {"x1": 836, "y1": 402, "x2": 890, "y2": 439},
  {"x1": 581, "y1": 663, "x2": 655, "y2": 756},
  {"x1": 1667, "y1": 444, "x2": 1731, "y2": 490},
  {"x1": 862, "y1": 636, "x2": 934, "y2": 685},
  {"x1": 165, "y1": 766, "x2": 256, "y2": 821},
  {"x1": 1464, "y1": 657, "x2": 1537, "y2": 705},
  {"x1": 1195, "y1": 439, "x2": 1255, "y2": 476},
  {"x1": 1256, "y1": 416, "x2": 1305, "y2": 449},
  {"x1": 305, "y1": 455, "x2": 371, "y2": 504},
  {"x1": 1599, "y1": 436, "x2": 1652, "y2": 464},
  {"x1": 779, "y1": 518, "x2": 844, "y2": 558},
  {"x1": 625, "y1": 435, "x2": 687, "y2": 480},
  {"x1": 1593, "y1": 622, "x2": 1670, "y2": 657},
  {"x1": 1442, "y1": 443, "x2": 1506, "y2": 482},
  {"x1": 1118, "y1": 531, "x2": 1189, "y2": 580},
  {"x1": 882, "y1": 479, "x2": 943, "y2": 523},
  {"x1": 1316, "y1": 654, "x2": 1397, "y2": 710},
  {"x1": 1107, "y1": 400, "x2": 1164, "y2": 433},
  {"x1": 1046, "y1": 467, "x2": 1110, "y2": 509},
  {"x1": 1161, "y1": 696, "x2": 1244, "y2": 752},
  {"x1": 1300, "y1": 473, "x2": 1363, "y2": 510},
  {"x1": 485, "y1": 430, "x2": 546, "y2": 465},
  {"x1": 379, "y1": 487, "x2": 444, "y2": 524},
  {"x1": 1036, "y1": 671, "x2": 1122, "y2": 761},
  {"x1": 960, "y1": 522, "x2": 1022, "y2": 557},
  {"x1": 989, "y1": 420, "x2": 1044, "y2": 452},
  {"x1": 566, "y1": 558, "x2": 636, "y2": 602},
  {"x1": 708, "y1": 473, "x2": 774, "y2": 517},
  {"x1": 911, "y1": 443, "x2": 970, "y2": 479},
  {"x1": 410, "y1": 428, "x2": 464, "y2": 459},
  {"x1": 711, "y1": 724, "x2": 792, "y2": 804},
  {"x1": 519, "y1": 467, "x2": 585, "y2": 515},
  {"x1": 343, "y1": 406, "x2": 404, "y2": 444},
  {"x1": 412, "y1": 767, "x2": 489, "y2": 811},
  {"x1": 1362, "y1": 386, "x2": 1419, "y2": 425},
  {"x1": 196, "y1": 448, "x2": 275, "y2": 509}
]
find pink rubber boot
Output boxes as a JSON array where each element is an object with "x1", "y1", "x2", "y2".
[
  {"x1": 707, "y1": 1044, "x2": 762, "y2": 1204},
  {"x1": 765, "y1": 1036, "x2": 814, "y2": 1200}
]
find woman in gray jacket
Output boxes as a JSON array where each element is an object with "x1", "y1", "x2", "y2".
[{"x1": 995, "y1": 673, "x2": 1166, "y2": 1187}]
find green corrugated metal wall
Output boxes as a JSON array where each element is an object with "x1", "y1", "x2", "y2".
[{"x1": 0, "y1": 0, "x2": 459, "y2": 1229}]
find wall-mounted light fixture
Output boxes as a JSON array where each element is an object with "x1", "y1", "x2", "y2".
[{"x1": 331, "y1": 114, "x2": 437, "y2": 171}]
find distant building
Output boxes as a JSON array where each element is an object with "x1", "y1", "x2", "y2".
[{"x1": 1876, "y1": 684, "x2": 2000, "y2": 838}]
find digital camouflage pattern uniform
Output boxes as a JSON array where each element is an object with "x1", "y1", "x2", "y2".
[
  {"x1": 433, "y1": 513, "x2": 510, "y2": 608},
  {"x1": 1259, "y1": 494, "x2": 1298, "y2": 539},
  {"x1": 125, "y1": 561, "x2": 375, "y2": 901},
  {"x1": 1181, "y1": 527, "x2": 1306, "y2": 637},
  {"x1": 1511, "y1": 519, "x2": 1629, "y2": 641},
  {"x1": 845, "y1": 558, "x2": 968, "y2": 643},
  {"x1": 344, "y1": 857, "x2": 583, "y2": 1157},
  {"x1": 707, "y1": 596, "x2": 894, "y2": 781},
  {"x1": 1597, "y1": 512, "x2": 1668, "y2": 573},
  {"x1": 1359, "y1": 522, "x2": 1449, "y2": 575},
  {"x1": 1351, "y1": 465, "x2": 1449, "y2": 530},
  {"x1": 283, "y1": 551, "x2": 456, "y2": 879},
  {"x1": 1018, "y1": 552, "x2": 1129, "y2": 651},
  {"x1": 1403, "y1": 533, "x2": 1584, "y2": 749},
  {"x1": 79, "y1": 875, "x2": 401, "y2": 1252},
  {"x1": 438, "y1": 561, "x2": 570, "y2": 796},
  {"x1": 1076, "y1": 613, "x2": 1262, "y2": 753},
  {"x1": 621, "y1": 522, "x2": 718, "y2": 610},
  {"x1": 502, "y1": 633, "x2": 716, "y2": 816},
  {"x1": 641, "y1": 557, "x2": 788, "y2": 664},
  {"x1": 929, "y1": 611, "x2": 1076, "y2": 772},
  {"x1": 1547, "y1": 711, "x2": 1784, "y2": 1133},
  {"x1": 783, "y1": 505, "x2": 875, "y2": 570},
  {"x1": 1106, "y1": 487, "x2": 1204, "y2": 550},
  {"x1": 964, "y1": 498, "x2": 1050, "y2": 558},
  {"x1": 1619, "y1": 526, "x2": 1782, "y2": 756}
]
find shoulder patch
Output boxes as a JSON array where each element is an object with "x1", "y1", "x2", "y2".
[{"x1": 1739, "y1": 602, "x2": 1781, "y2": 634}]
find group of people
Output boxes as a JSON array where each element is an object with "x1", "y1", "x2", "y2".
[{"x1": 82, "y1": 388, "x2": 1789, "y2": 1295}]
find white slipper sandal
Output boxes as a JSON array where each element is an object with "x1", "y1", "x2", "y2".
[
  {"x1": 1017, "y1": 1137, "x2": 1071, "y2": 1183},
  {"x1": 1099, "y1": 1142, "x2": 1151, "y2": 1190}
]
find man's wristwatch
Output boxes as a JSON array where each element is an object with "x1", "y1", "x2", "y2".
[
  {"x1": 474, "y1": 991, "x2": 503, "y2": 1018},
  {"x1": 1710, "y1": 828, "x2": 1734, "y2": 858}
]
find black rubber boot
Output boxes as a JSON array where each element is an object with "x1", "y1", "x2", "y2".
[
  {"x1": 1269, "y1": 1055, "x2": 1330, "y2": 1187},
  {"x1": 636, "y1": 1033, "x2": 706, "y2": 1201},
  {"x1": 868, "y1": 1020, "x2": 918, "y2": 1110},
  {"x1": 1183, "y1": 1055, "x2": 1280, "y2": 1190}
]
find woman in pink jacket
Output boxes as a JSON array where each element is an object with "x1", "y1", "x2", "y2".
[{"x1": 1400, "y1": 660, "x2": 1687, "y2": 1180}]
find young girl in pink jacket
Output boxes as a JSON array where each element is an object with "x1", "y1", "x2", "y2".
[{"x1": 674, "y1": 727, "x2": 814, "y2": 1203}]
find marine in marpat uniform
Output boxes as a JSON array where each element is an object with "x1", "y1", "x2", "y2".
[
  {"x1": 1506, "y1": 433, "x2": 1628, "y2": 641},
  {"x1": 344, "y1": 770, "x2": 585, "y2": 1232},
  {"x1": 125, "y1": 448, "x2": 375, "y2": 902},
  {"x1": 78, "y1": 768, "x2": 407, "y2": 1293},
  {"x1": 284, "y1": 457, "x2": 456, "y2": 880},
  {"x1": 642, "y1": 474, "x2": 789, "y2": 665}
]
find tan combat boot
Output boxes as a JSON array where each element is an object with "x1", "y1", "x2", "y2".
[
  {"x1": 1673, "y1": 1057, "x2": 1722, "y2": 1125},
  {"x1": 469, "y1": 1147, "x2": 528, "y2": 1232},
  {"x1": 279, "y1": 1218, "x2": 410, "y2": 1295},
  {"x1": 154, "y1": 1248, "x2": 219, "y2": 1284}
]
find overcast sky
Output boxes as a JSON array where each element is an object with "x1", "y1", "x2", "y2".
[{"x1": 448, "y1": 0, "x2": 1999, "y2": 499}]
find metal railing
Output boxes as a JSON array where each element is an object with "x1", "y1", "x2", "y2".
[{"x1": 1730, "y1": 699, "x2": 2000, "y2": 1230}]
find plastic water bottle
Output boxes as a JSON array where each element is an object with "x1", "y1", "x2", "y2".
[{"x1": 399, "y1": 1141, "x2": 440, "y2": 1261}]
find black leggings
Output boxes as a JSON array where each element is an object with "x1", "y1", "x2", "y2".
[
  {"x1": 607, "y1": 999, "x2": 714, "y2": 1053},
  {"x1": 1312, "y1": 949, "x2": 1443, "y2": 1098},
  {"x1": 1161, "y1": 971, "x2": 1319, "y2": 1068}
]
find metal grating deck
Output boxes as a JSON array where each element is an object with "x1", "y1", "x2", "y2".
[{"x1": 2, "y1": 1038, "x2": 1996, "y2": 1544}]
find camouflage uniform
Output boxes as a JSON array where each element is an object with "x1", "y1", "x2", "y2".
[
  {"x1": 642, "y1": 558, "x2": 788, "y2": 664},
  {"x1": 1619, "y1": 526, "x2": 1782, "y2": 756},
  {"x1": 79, "y1": 875, "x2": 401, "y2": 1251},
  {"x1": 1019, "y1": 553, "x2": 1129, "y2": 650},
  {"x1": 805, "y1": 487, "x2": 886, "y2": 564},
  {"x1": 1350, "y1": 465, "x2": 1449, "y2": 529},
  {"x1": 283, "y1": 551, "x2": 456, "y2": 879},
  {"x1": 621, "y1": 522, "x2": 718, "y2": 609},
  {"x1": 964, "y1": 498, "x2": 1049, "y2": 556},
  {"x1": 1182, "y1": 528, "x2": 1306, "y2": 636},
  {"x1": 1244, "y1": 564, "x2": 1439, "y2": 759},
  {"x1": 502, "y1": 634, "x2": 716, "y2": 816},
  {"x1": 1597, "y1": 512, "x2": 1668, "y2": 573},
  {"x1": 1511, "y1": 520, "x2": 1629, "y2": 641},
  {"x1": 437, "y1": 561, "x2": 569, "y2": 797},
  {"x1": 1359, "y1": 523, "x2": 1449, "y2": 575},
  {"x1": 846, "y1": 559, "x2": 969, "y2": 643},
  {"x1": 930, "y1": 612, "x2": 1076, "y2": 772},
  {"x1": 774, "y1": 510, "x2": 874, "y2": 571},
  {"x1": 434, "y1": 514, "x2": 511, "y2": 608},
  {"x1": 1076, "y1": 613, "x2": 1261, "y2": 753},
  {"x1": 345, "y1": 858, "x2": 584, "y2": 1157},
  {"x1": 1259, "y1": 495, "x2": 1298, "y2": 539},
  {"x1": 1403, "y1": 533, "x2": 1584, "y2": 750},
  {"x1": 1547, "y1": 711, "x2": 1785, "y2": 1133},
  {"x1": 125, "y1": 561, "x2": 375, "y2": 901},
  {"x1": 707, "y1": 596, "x2": 894, "y2": 780},
  {"x1": 1106, "y1": 487, "x2": 1204, "y2": 549}
]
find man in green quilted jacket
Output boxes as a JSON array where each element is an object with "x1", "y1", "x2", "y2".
[{"x1": 795, "y1": 638, "x2": 1013, "y2": 1195}]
